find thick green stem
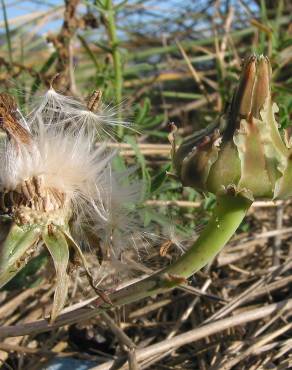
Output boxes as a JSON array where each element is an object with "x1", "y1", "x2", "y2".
[
  {"x1": 164, "y1": 194, "x2": 251, "y2": 277},
  {"x1": 105, "y1": 0, "x2": 123, "y2": 137},
  {"x1": 101, "y1": 194, "x2": 252, "y2": 308}
]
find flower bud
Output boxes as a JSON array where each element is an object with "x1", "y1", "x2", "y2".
[
  {"x1": 236, "y1": 55, "x2": 271, "y2": 119},
  {"x1": 173, "y1": 55, "x2": 291, "y2": 200}
]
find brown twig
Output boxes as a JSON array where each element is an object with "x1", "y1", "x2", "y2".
[
  {"x1": 91, "y1": 299, "x2": 292, "y2": 370},
  {"x1": 47, "y1": 0, "x2": 81, "y2": 93},
  {"x1": 100, "y1": 312, "x2": 140, "y2": 370}
]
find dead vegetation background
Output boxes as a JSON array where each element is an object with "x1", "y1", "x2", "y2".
[{"x1": 0, "y1": 0, "x2": 291, "y2": 369}]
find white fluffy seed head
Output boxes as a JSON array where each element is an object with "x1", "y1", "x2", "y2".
[
  {"x1": 0, "y1": 90, "x2": 144, "y2": 261},
  {"x1": 0, "y1": 126, "x2": 113, "y2": 196},
  {"x1": 90, "y1": 167, "x2": 145, "y2": 256}
]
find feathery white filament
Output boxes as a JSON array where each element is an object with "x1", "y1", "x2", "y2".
[{"x1": 29, "y1": 88, "x2": 132, "y2": 139}]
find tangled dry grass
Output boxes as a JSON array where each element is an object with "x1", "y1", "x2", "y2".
[{"x1": 0, "y1": 200, "x2": 291, "y2": 369}]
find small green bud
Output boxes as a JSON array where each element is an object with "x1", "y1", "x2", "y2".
[{"x1": 173, "y1": 55, "x2": 291, "y2": 200}]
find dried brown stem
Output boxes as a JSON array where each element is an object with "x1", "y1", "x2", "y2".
[{"x1": 47, "y1": 0, "x2": 80, "y2": 92}]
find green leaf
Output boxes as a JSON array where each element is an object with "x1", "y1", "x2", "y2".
[
  {"x1": 94, "y1": 41, "x2": 112, "y2": 53},
  {"x1": 135, "y1": 98, "x2": 150, "y2": 125},
  {"x1": 42, "y1": 226, "x2": 70, "y2": 322},
  {"x1": 112, "y1": 154, "x2": 127, "y2": 172},
  {"x1": 77, "y1": 34, "x2": 100, "y2": 72},
  {"x1": 0, "y1": 223, "x2": 41, "y2": 289},
  {"x1": 141, "y1": 114, "x2": 164, "y2": 129},
  {"x1": 125, "y1": 135, "x2": 151, "y2": 196},
  {"x1": 1, "y1": 0, "x2": 13, "y2": 65},
  {"x1": 150, "y1": 164, "x2": 171, "y2": 194},
  {"x1": 4, "y1": 252, "x2": 48, "y2": 290},
  {"x1": 61, "y1": 228, "x2": 91, "y2": 275},
  {"x1": 142, "y1": 207, "x2": 177, "y2": 228}
]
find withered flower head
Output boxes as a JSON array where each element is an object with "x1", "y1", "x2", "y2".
[
  {"x1": 0, "y1": 91, "x2": 143, "y2": 321},
  {"x1": 173, "y1": 55, "x2": 291, "y2": 201}
]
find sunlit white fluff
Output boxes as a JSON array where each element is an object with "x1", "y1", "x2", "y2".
[
  {"x1": 0, "y1": 126, "x2": 113, "y2": 196},
  {"x1": 82, "y1": 165, "x2": 148, "y2": 259},
  {"x1": 161, "y1": 224, "x2": 194, "y2": 254},
  {"x1": 29, "y1": 88, "x2": 132, "y2": 139}
]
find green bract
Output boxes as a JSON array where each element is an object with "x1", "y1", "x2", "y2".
[
  {"x1": 173, "y1": 55, "x2": 291, "y2": 201},
  {"x1": 0, "y1": 203, "x2": 84, "y2": 322}
]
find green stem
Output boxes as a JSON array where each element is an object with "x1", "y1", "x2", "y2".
[
  {"x1": 105, "y1": 0, "x2": 123, "y2": 137},
  {"x1": 101, "y1": 194, "x2": 252, "y2": 308},
  {"x1": 164, "y1": 194, "x2": 251, "y2": 277},
  {"x1": 1, "y1": 0, "x2": 13, "y2": 66}
]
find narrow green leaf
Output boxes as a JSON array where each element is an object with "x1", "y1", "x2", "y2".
[
  {"x1": 5, "y1": 252, "x2": 48, "y2": 290},
  {"x1": 1, "y1": 0, "x2": 13, "y2": 65},
  {"x1": 61, "y1": 228, "x2": 91, "y2": 275},
  {"x1": 150, "y1": 164, "x2": 171, "y2": 194},
  {"x1": 0, "y1": 223, "x2": 41, "y2": 289},
  {"x1": 141, "y1": 114, "x2": 164, "y2": 129},
  {"x1": 94, "y1": 41, "x2": 112, "y2": 53},
  {"x1": 77, "y1": 34, "x2": 100, "y2": 71},
  {"x1": 135, "y1": 98, "x2": 150, "y2": 125},
  {"x1": 42, "y1": 226, "x2": 70, "y2": 322},
  {"x1": 125, "y1": 135, "x2": 151, "y2": 196}
]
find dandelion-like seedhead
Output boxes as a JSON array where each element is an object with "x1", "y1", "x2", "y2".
[{"x1": 0, "y1": 89, "x2": 146, "y2": 320}]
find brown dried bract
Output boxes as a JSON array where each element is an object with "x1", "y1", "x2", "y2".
[
  {"x1": 160, "y1": 240, "x2": 172, "y2": 257},
  {"x1": 87, "y1": 90, "x2": 102, "y2": 112},
  {"x1": 0, "y1": 93, "x2": 32, "y2": 145},
  {"x1": 0, "y1": 93, "x2": 17, "y2": 111}
]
